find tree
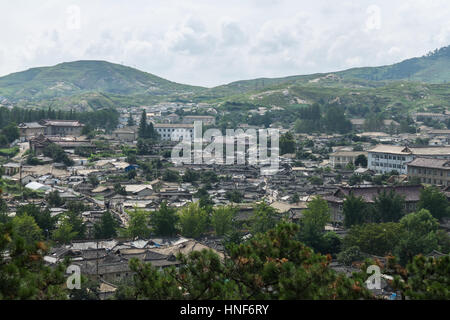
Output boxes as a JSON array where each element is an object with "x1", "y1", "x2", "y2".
[
  {"x1": 225, "y1": 190, "x2": 243, "y2": 203},
  {"x1": 354, "y1": 154, "x2": 368, "y2": 168},
  {"x1": 343, "y1": 222, "x2": 404, "y2": 256},
  {"x1": 342, "y1": 194, "x2": 367, "y2": 228},
  {"x1": 389, "y1": 254, "x2": 450, "y2": 299},
  {"x1": 162, "y1": 169, "x2": 181, "y2": 183},
  {"x1": 373, "y1": 190, "x2": 405, "y2": 222},
  {"x1": 138, "y1": 110, "x2": 148, "y2": 139},
  {"x1": 88, "y1": 175, "x2": 99, "y2": 187},
  {"x1": 396, "y1": 209, "x2": 439, "y2": 265},
  {"x1": 127, "y1": 113, "x2": 135, "y2": 127},
  {"x1": 211, "y1": 206, "x2": 235, "y2": 236},
  {"x1": 298, "y1": 196, "x2": 331, "y2": 252},
  {"x1": 16, "y1": 204, "x2": 57, "y2": 237},
  {"x1": 417, "y1": 186, "x2": 449, "y2": 220},
  {"x1": 0, "y1": 221, "x2": 69, "y2": 299},
  {"x1": 46, "y1": 191, "x2": 64, "y2": 207},
  {"x1": 126, "y1": 209, "x2": 151, "y2": 239},
  {"x1": 337, "y1": 246, "x2": 364, "y2": 266},
  {"x1": 52, "y1": 217, "x2": 78, "y2": 244},
  {"x1": 250, "y1": 202, "x2": 280, "y2": 235},
  {"x1": 114, "y1": 183, "x2": 127, "y2": 196},
  {"x1": 94, "y1": 211, "x2": 119, "y2": 239},
  {"x1": 2, "y1": 123, "x2": 19, "y2": 143},
  {"x1": 291, "y1": 193, "x2": 300, "y2": 204},
  {"x1": 150, "y1": 202, "x2": 179, "y2": 237},
  {"x1": 280, "y1": 132, "x2": 296, "y2": 155},
  {"x1": 11, "y1": 214, "x2": 43, "y2": 246},
  {"x1": 178, "y1": 202, "x2": 209, "y2": 238},
  {"x1": 182, "y1": 169, "x2": 199, "y2": 183},
  {"x1": 127, "y1": 223, "x2": 372, "y2": 300}
]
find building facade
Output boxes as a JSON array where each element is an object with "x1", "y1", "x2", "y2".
[
  {"x1": 18, "y1": 122, "x2": 46, "y2": 139},
  {"x1": 368, "y1": 145, "x2": 450, "y2": 174},
  {"x1": 182, "y1": 115, "x2": 216, "y2": 126},
  {"x1": 329, "y1": 151, "x2": 368, "y2": 168},
  {"x1": 407, "y1": 158, "x2": 450, "y2": 186},
  {"x1": 39, "y1": 120, "x2": 84, "y2": 136},
  {"x1": 154, "y1": 123, "x2": 194, "y2": 141}
]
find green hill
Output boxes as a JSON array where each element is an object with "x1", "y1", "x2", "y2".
[{"x1": 0, "y1": 60, "x2": 204, "y2": 101}]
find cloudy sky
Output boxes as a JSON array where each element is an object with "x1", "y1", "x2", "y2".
[{"x1": 1, "y1": 0, "x2": 449, "y2": 87}]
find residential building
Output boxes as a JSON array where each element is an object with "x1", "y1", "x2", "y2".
[
  {"x1": 154, "y1": 123, "x2": 194, "y2": 141},
  {"x1": 39, "y1": 120, "x2": 84, "y2": 136},
  {"x1": 18, "y1": 122, "x2": 46, "y2": 139},
  {"x1": 368, "y1": 145, "x2": 450, "y2": 174},
  {"x1": 407, "y1": 158, "x2": 450, "y2": 186},
  {"x1": 324, "y1": 185, "x2": 423, "y2": 223},
  {"x1": 329, "y1": 151, "x2": 368, "y2": 168},
  {"x1": 182, "y1": 115, "x2": 216, "y2": 126}
]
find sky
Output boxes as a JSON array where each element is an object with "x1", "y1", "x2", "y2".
[{"x1": 0, "y1": 0, "x2": 449, "y2": 87}]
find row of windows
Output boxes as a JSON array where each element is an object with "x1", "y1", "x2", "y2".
[
  {"x1": 373, "y1": 154, "x2": 407, "y2": 161},
  {"x1": 414, "y1": 177, "x2": 450, "y2": 186},
  {"x1": 157, "y1": 128, "x2": 193, "y2": 133},
  {"x1": 409, "y1": 167, "x2": 450, "y2": 177},
  {"x1": 371, "y1": 162, "x2": 405, "y2": 169}
]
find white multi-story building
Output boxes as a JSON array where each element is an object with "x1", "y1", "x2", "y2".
[
  {"x1": 154, "y1": 123, "x2": 194, "y2": 141},
  {"x1": 368, "y1": 145, "x2": 450, "y2": 174}
]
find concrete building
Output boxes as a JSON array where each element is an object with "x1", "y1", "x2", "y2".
[
  {"x1": 182, "y1": 115, "x2": 216, "y2": 126},
  {"x1": 18, "y1": 122, "x2": 46, "y2": 139},
  {"x1": 39, "y1": 120, "x2": 84, "y2": 136},
  {"x1": 368, "y1": 145, "x2": 450, "y2": 174},
  {"x1": 329, "y1": 151, "x2": 368, "y2": 168},
  {"x1": 112, "y1": 128, "x2": 137, "y2": 142},
  {"x1": 407, "y1": 158, "x2": 450, "y2": 186},
  {"x1": 154, "y1": 124, "x2": 194, "y2": 141}
]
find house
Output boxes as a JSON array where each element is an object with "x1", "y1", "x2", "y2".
[
  {"x1": 25, "y1": 181, "x2": 52, "y2": 192},
  {"x1": 154, "y1": 123, "x2": 194, "y2": 141},
  {"x1": 2, "y1": 162, "x2": 20, "y2": 176},
  {"x1": 329, "y1": 151, "x2": 368, "y2": 168},
  {"x1": 112, "y1": 128, "x2": 137, "y2": 142},
  {"x1": 39, "y1": 119, "x2": 84, "y2": 136},
  {"x1": 324, "y1": 185, "x2": 423, "y2": 223},
  {"x1": 18, "y1": 122, "x2": 46, "y2": 139},
  {"x1": 124, "y1": 185, "x2": 154, "y2": 197},
  {"x1": 182, "y1": 115, "x2": 216, "y2": 126},
  {"x1": 407, "y1": 158, "x2": 450, "y2": 186},
  {"x1": 368, "y1": 145, "x2": 450, "y2": 174}
]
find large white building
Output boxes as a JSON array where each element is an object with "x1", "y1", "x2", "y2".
[
  {"x1": 368, "y1": 145, "x2": 450, "y2": 174},
  {"x1": 154, "y1": 123, "x2": 194, "y2": 141}
]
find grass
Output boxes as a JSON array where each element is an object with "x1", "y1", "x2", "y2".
[{"x1": 0, "y1": 146, "x2": 20, "y2": 157}]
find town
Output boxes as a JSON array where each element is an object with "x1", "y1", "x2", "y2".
[{"x1": 1, "y1": 101, "x2": 449, "y2": 300}]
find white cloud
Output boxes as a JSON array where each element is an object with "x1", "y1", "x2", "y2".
[{"x1": 0, "y1": 0, "x2": 448, "y2": 87}]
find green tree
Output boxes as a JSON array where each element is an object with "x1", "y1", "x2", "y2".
[
  {"x1": 16, "y1": 204, "x2": 57, "y2": 236},
  {"x1": 46, "y1": 191, "x2": 64, "y2": 207},
  {"x1": 373, "y1": 190, "x2": 405, "y2": 222},
  {"x1": 162, "y1": 169, "x2": 181, "y2": 183},
  {"x1": 343, "y1": 222, "x2": 403, "y2": 256},
  {"x1": 94, "y1": 211, "x2": 119, "y2": 239},
  {"x1": 138, "y1": 110, "x2": 148, "y2": 139},
  {"x1": 127, "y1": 223, "x2": 372, "y2": 300},
  {"x1": 0, "y1": 221, "x2": 69, "y2": 299},
  {"x1": 417, "y1": 186, "x2": 449, "y2": 220},
  {"x1": 389, "y1": 254, "x2": 450, "y2": 300},
  {"x1": 126, "y1": 209, "x2": 151, "y2": 239},
  {"x1": 2, "y1": 123, "x2": 19, "y2": 143},
  {"x1": 211, "y1": 206, "x2": 235, "y2": 236},
  {"x1": 52, "y1": 217, "x2": 78, "y2": 244},
  {"x1": 354, "y1": 154, "x2": 368, "y2": 168},
  {"x1": 127, "y1": 113, "x2": 135, "y2": 127},
  {"x1": 225, "y1": 190, "x2": 243, "y2": 203},
  {"x1": 11, "y1": 214, "x2": 43, "y2": 246},
  {"x1": 280, "y1": 132, "x2": 296, "y2": 155},
  {"x1": 249, "y1": 202, "x2": 280, "y2": 235},
  {"x1": 150, "y1": 202, "x2": 179, "y2": 237},
  {"x1": 343, "y1": 194, "x2": 367, "y2": 228},
  {"x1": 396, "y1": 209, "x2": 439, "y2": 265},
  {"x1": 178, "y1": 202, "x2": 209, "y2": 238}
]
